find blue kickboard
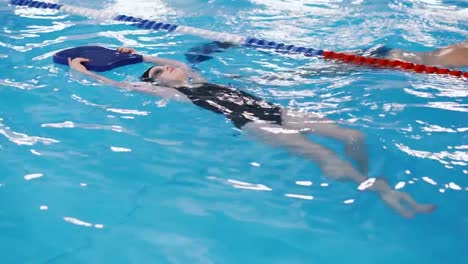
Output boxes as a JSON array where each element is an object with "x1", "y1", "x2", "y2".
[{"x1": 53, "y1": 46, "x2": 143, "y2": 72}]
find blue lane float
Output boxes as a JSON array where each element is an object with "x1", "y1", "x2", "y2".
[
  {"x1": 8, "y1": 0, "x2": 323, "y2": 58},
  {"x1": 244, "y1": 37, "x2": 324, "y2": 56},
  {"x1": 113, "y1": 15, "x2": 178, "y2": 32},
  {"x1": 10, "y1": 0, "x2": 61, "y2": 9}
]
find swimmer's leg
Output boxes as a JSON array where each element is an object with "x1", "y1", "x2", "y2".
[
  {"x1": 243, "y1": 122, "x2": 435, "y2": 218},
  {"x1": 243, "y1": 122, "x2": 367, "y2": 183},
  {"x1": 425, "y1": 40, "x2": 468, "y2": 67},
  {"x1": 398, "y1": 191, "x2": 437, "y2": 213},
  {"x1": 379, "y1": 191, "x2": 416, "y2": 218},
  {"x1": 281, "y1": 110, "x2": 368, "y2": 176},
  {"x1": 387, "y1": 40, "x2": 468, "y2": 67}
]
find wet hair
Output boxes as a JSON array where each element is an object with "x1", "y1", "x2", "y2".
[{"x1": 140, "y1": 66, "x2": 163, "y2": 82}]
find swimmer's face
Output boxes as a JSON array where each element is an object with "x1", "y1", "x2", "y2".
[{"x1": 143, "y1": 65, "x2": 187, "y2": 85}]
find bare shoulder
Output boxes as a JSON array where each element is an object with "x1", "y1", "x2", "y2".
[{"x1": 128, "y1": 82, "x2": 191, "y2": 102}]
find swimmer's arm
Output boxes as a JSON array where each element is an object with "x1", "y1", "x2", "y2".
[
  {"x1": 68, "y1": 57, "x2": 189, "y2": 101},
  {"x1": 90, "y1": 76, "x2": 188, "y2": 101},
  {"x1": 68, "y1": 57, "x2": 123, "y2": 86},
  {"x1": 123, "y1": 83, "x2": 191, "y2": 102}
]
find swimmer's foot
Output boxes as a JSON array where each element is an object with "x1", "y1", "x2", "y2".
[
  {"x1": 375, "y1": 179, "x2": 437, "y2": 218},
  {"x1": 413, "y1": 203, "x2": 437, "y2": 214},
  {"x1": 379, "y1": 189, "x2": 416, "y2": 219}
]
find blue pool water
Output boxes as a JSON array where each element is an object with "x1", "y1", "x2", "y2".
[{"x1": 1, "y1": 0, "x2": 467, "y2": 263}]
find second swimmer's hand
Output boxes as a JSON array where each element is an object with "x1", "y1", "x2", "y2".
[
  {"x1": 68, "y1": 57, "x2": 90, "y2": 73},
  {"x1": 117, "y1": 47, "x2": 136, "y2": 54}
]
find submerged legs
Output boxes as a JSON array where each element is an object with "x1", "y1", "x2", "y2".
[
  {"x1": 242, "y1": 121, "x2": 367, "y2": 183},
  {"x1": 280, "y1": 110, "x2": 369, "y2": 176},
  {"x1": 242, "y1": 120, "x2": 436, "y2": 218}
]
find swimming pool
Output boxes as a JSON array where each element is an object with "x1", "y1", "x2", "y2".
[{"x1": 1, "y1": 0, "x2": 467, "y2": 263}]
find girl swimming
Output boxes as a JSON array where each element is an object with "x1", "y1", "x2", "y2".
[{"x1": 67, "y1": 47, "x2": 437, "y2": 218}]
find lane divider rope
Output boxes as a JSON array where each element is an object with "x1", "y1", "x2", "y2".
[{"x1": 9, "y1": 0, "x2": 467, "y2": 78}]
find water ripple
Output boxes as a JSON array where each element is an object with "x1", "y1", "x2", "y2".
[
  {"x1": 20, "y1": 22, "x2": 73, "y2": 35},
  {"x1": 0, "y1": 79, "x2": 46, "y2": 90},
  {"x1": 1, "y1": 1, "x2": 467, "y2": 262},
  {"x1": 0, "y1": 117, "x2": 59, "y2": 146},
  {"x1": 106, "y1": 108, "x2": 150, "y2": 116},
  {"x1": 41, "y1": 121, "x2": 128, "y2": 133},
  {"x1": 227, "y1": 179, "x2": 272, "y2": 191},
  {"x1": 426, "y1": 102, "x2": 468, "y2": 113},
  {"x1": 396, "y1": 143, "x2": 468, "y2": 167},
  {"x1": 13, "y1": 6, "x2": 65, "y2": 19},
  {"x1": 63, "y1": 216, "x2": 104, "y2": 229},
  {"x1": 0, "y1": 36, "x2": 66, "y2": 52}
]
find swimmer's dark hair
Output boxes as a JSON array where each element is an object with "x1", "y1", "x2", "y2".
[{"x1": 140, "y1": 66, "x2": 163, "y2": 82}]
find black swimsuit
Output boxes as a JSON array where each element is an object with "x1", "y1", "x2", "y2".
[{"x1": 176, "y1": 83, "x2": 283, "y2": 129}]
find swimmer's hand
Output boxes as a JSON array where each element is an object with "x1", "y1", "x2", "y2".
[
  {"x1": 67, "y1": 57, "x2": 125, "y2": 88},
  {"x1": 68, "y1": 57, "x2": 90, "y2": 73},
  {"x1": 117, "y1": 47, "x2": 136, "y2": 54}
]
